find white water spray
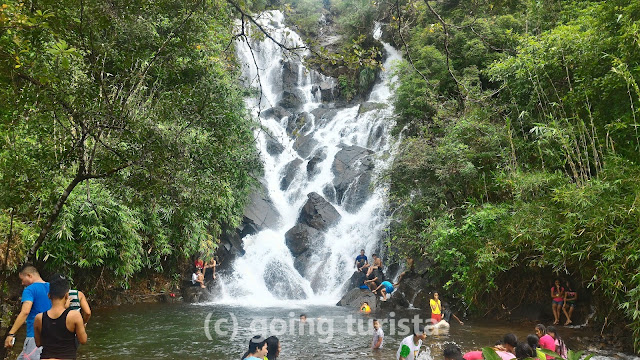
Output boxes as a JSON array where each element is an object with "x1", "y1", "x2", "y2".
[{"x1": 214, "y1": 12, "x2": 402, "y2": 307}]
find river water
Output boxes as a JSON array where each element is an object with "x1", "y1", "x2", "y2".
[{"x1": 76, "y1": 302, "x2": 635, "y2": 360}]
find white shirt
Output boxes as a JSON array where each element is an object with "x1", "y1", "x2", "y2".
[
  {"x1": 396, "y1": 335, "x2": 422, "y2": 360},
  {"x1": 191, "y1": 273, "x2": 198, "y2": 284},
  {"x1": 372, "y1": 327, "x2": 384, "y2": 349}
]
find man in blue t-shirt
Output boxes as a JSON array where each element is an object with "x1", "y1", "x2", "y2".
[
  {"x1": 354, "y1": 249, "x2": 369, "y2": 272},
  {"x1": 4, "y1": 265, "x2": 51, "y2": 360}
]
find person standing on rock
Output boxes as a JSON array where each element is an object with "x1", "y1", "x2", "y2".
[
  {"x1": 396, "y1": 325, "x2": 426, "y2": 360},
  {"x1": 371, "y1": 319, "x2": 384, "y2": 349},
  {"x1": 355, "y1": 249, "x2": 369, "y2": 273}
]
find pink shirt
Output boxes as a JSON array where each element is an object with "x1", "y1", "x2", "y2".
[
  {"x1": 463, "y1": 351, "x2": 483, "y2": 360},
  {"x1": 551, "y1": 286, "x2": 564, "y2": 302},
  {"x1": 539, "y1": 334, "x2": 555, "y2": 359},
  {"x1": 463, "y1": 350, "x2": 514, "y2": 360}
]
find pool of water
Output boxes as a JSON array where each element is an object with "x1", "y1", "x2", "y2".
[{"x1": 76, "y1": 302, "x2": 636, "y2": 360}]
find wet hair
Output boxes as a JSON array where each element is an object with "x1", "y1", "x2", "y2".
[
  {"x1": 527, "y1": 334, "x2": 540, "y2": 350},
  {"x1": 265, "y1": 336, "x2": 279, "y2": 360},
  {"x1": 48, "y1": 274, "x2": 70, "y2": 300},
  {"x1": 361, "y1": 249, "x2": 365, "y2": 252},
  {"x1": 515, "y1": 342, "x2": 535, "y2": 359},
  {"x1": 299, "y1": 314, "x2": 306, "y2": 318},
  {"x1": 413, "y1": 324, "x2": 425, "y2": 335},
  {"x1": 19, "y1": 264, "x2": 39, "y2": 275},
  {"x1": 372, "y1": 253, "x2": 378, "y2": 257},
  {"x1": 503, "y1": 333, "x2": 518, "y2": 348},
  {"x1": 535, "y1": 324, "x2": 546, "y2": 334},
  {"x1": 443, "y1": 344, "x2": 464, "y2": 360},
  {"x1": 242, "y1": 335, "x2": 266, "y2": 359}
]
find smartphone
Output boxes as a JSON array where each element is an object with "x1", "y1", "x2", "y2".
[{"x1": 10, "y1": 337, "x2": 15, "y2": 346}]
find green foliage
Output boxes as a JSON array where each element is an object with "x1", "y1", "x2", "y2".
[
  {"x1": 388, "y1": 0, "x2": 640, "y2": 349},
  {"x1": 1, "y1": 0, "x2": 260, "y2": 284}
]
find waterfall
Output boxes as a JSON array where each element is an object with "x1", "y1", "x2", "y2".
[{"x1": 215, "y1": 11, "x2": 402, "y2": 307}]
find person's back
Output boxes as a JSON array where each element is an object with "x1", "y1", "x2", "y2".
[
  {"x1": 40, "y1": 308, "x2": 77, "y2": 359},
  {"x1": 34, "y1": 275, "x2": 87, "y2": 360}
]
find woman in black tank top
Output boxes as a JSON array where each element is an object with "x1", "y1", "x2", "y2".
[{"x1": 40, "y1": 308, "x2": 78, "y2": 359}]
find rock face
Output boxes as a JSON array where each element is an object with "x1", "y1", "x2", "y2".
[
  {"x1": 263, "y1": 261, "x2": 307, "y2": 299},
  {"x1": 337, "y1": 288, "x2": 379, "y2": 311},
  {"x1": 285, "y1": 224, "x2": 320, "y2": 256},
  {"x1": 358, "y1": 102, "x2": 387, "y2": 114},
  {"x1": 261, "y1": 106, "x2": 291, "y2": 120},
  {"x1": 280, "y1": 158, "x2": 303, "y2": 191},
  {"x1": 298, "y1": 192, "x2": 342, "y2": 231},
  {"x1": 266, "y1": 137, "x2": 285, "y2": 155},
  {"x1": 278, "y1": 90, "x2": 304, "y2": 110},
  {"x1": 307, "y1": 148, "x2": 327, "y2": 178},
  {"x1": 332, "y1": 145, "x2": 375, "y2": 212},
  {"x1": 311, "y1": 107, "x2": 338, "y2": 126},
  {"x1": 319, "y1": 81, "x2": 337, "y2": 102},
  {"x1": 287, "y1": 112, "x2": 312, "y2": 136}
]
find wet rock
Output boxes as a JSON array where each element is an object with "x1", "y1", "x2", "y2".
[
  {"x1": 280, "y1": 158, "x2": 303, "y2": 191},
  {"x1": 293, "y1": 252, "x2": 313, "y2": 277},
  {"x1": 293, "y1": 133, "x2": 318, "y2": 159},
  {"x1": 266, "y1": 137, "x2": 285, "y2": 155},
  {"x1": 311, "y1": 107, "x2": 339, "y2": 126},
  {"x1": 282, "y1": 60, "x2": 299, "y2": 91},
  {"x1": 337, "y1": 288, "x2": 379, "y2": 311},
  {"x1": 319, "y1": 80, "x2": 337, "y2": 102},
  {"x1": 332, "y1": 145, "x2": 375, "y2": 212},
  {"x1": 307, "y1": 148, "x2": 327, "y2": 178},
  {"x1": 243, "y1": 182, "x2": 281, "y2": 231},
  {"x1": 358, "y1": 102, "x2": 387, "y2": 114},
  {"x1": 413, "y1": 289, "x2": 431, "y2": 310},
  {"x1": 278, "y1": 90, "x2": 304, "y2": 110},
  {"x1": 287, "y1": 112, "x2": 312, "y2": 136},
  {"x1": 285, "y1": 223, "x2": 320, "y2": 256},
  {"x1": 181, "y1": 285, "x2": 211, "y2": 303},
  {"x1": 263, "y1": 261, "x2": 307, "y2": 300},
  {"x1": 297, "y1": 192, "x2": 341, "y2": 231},
  {"x1": 379, "y1": 292, "x2": 411, "y2": 310},
  {"x1": 322, "y1": 184, "x2": 336, "y2": 203},
  {"x1": 261, "y1": 106, "x2": 291, "y2": 120}
]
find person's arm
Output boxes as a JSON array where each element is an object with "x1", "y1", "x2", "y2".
[
  {"x1": 34, "y1": 313, "x2": 43, "y2": 347},
  {"x1": 399, "y1": 344, "x2": 411, "y2": 360},
  {"x1": 79, "y1": 291, "x2": 92, "y2": 324},
  {"x1": 452, "y1": 313, "x2": 464, "y2": 325},
  {"x1": 4, "y1": 301, "x2": 32, "y2": 348},
  {"x1": 69, "y1": 311, "x2": 87, "y2": 345}
]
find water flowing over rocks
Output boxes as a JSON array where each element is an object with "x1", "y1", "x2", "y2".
[
  {"x1": 332, "y1": 145, "x2": 375, "y2": 212},
  {"x1": 217, "y1": 12, "x2": 401, "y2": 304}
]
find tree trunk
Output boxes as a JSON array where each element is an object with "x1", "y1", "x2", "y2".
[{"x1": 25, "y1": 175, "x2": 84, "y2": 263}]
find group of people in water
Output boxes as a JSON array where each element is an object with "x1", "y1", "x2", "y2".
[{"x1": 3, "y1": 265, "x2": 91, "y2": 360}]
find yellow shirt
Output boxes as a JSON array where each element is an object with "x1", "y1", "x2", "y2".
[{"x1": 430, "y1": 299, "x2": 441, "y2": 314}]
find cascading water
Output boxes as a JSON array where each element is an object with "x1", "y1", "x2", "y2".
[{"x1": 215, "y1": 11, "x2": 402, "y2": 306}]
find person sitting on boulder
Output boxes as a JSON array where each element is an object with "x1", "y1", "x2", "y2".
[
  {"x1": 355, "y1": 249, "x2": 369, "y2": 272},
  {"x1": 191, "y1": 269, "x2": 205, "y2": 288},
  {"x1": 395, "y1": 257, "x2": 415, "y2": 285},
  {"x1": 364, "y1": 270, "x2": 382, "y2": 292},
  {"x1": 366, "y1": 254, "x2": 383, "y2": 277}
]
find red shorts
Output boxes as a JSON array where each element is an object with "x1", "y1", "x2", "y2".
[{"x1": 432, "y1": 313, "x2": 442, "y2": 323}]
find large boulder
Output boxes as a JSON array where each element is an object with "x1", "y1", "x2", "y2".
[
  {"x1": 261, "y1": 106, "x2": 291, "y2": 120},
  {"x1": 298, "y1": 192, "x2": 341, "y2": 231},
  {"x1": 311, "y1": 107, "x2": 339, "y2": 126},
  {"x1": 280, "y1": 158, "x2": 303, "y2": 191},
  {"x1": 332, "y1": 145, "x2": 375, "y2": 212},
  {"x1": 319, "y1": 80, "x2": 337, "y2": 102},
  {"x1": 293, "y1": 133, "x2": 318, "y2": 159},
  {"x1": 337, "y1": 288, "x2": 379, "y2": 311},
  {"x1": 282, "y1": 60, "x2": 299, "y2": 91},
  {"x1": 278, "y1": 90, "x2": 304, "y2": 110},
  {"x1": 266, "y1": 137, "x2": 285, "y2": 155},
  {"x1": 285, "y1": 224, "x2": 320, "y2": 256},
  {"x1": 243, "y1": 183, "x2": 281, "y2": 232},
  {"x1": 263, "y1": 261, "x2": 307, "y2": 300}
]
